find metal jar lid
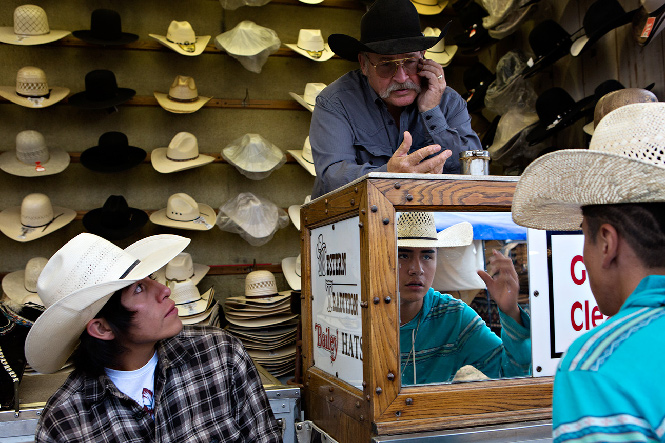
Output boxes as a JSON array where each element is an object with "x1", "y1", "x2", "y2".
[{"x1": 459, "y1": 150, "x2": 491, "y2": 160}]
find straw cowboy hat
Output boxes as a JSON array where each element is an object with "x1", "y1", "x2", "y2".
[
  {"x1": 329, "y1": 0, "x2": 448, "y2": 61},
  {"x1": 222, "y1": 133, "x2": 286, "y2": 180},
  {"x1": 0, "y1": 193, "x2": 76, "y2": 243},
  {"x1": 396, "y1": 212, "x2": 473, "y2": 248},
  {"x1": 25, "y1": 233, "x2": 189, "y2": 374},
  {"x1": 245, "y1": 270, "x2": 279, "y2": 297},
  {"x1": 285, "y1": 29, "x2": 334, "y2": 62},
  {"x1": 151, "y1": 132, "x2": 214, "y2": 173},
  {"x1": 288, "y1": 136, "x2": 316, "y2": 176},
  {"x1": 154, "y1": 75, "x2": 211, "y2": 114},
  {"x1": 214, "y1": 21, "x2": 281, "y2": 73},
  {"x1": 150, "y1": 193, "x2": 216, "y2": 231},
  {"x1": 170, "y1": 281, "x2": 214, "y2": 317},
  {"x1": 68, "y1": 69, "x2": 135, "y2": 109},
  {"x1": 289, "y1": 83, "x2": 326, "y2": 112},
  {"x1": 149, "y1": 20, "x2": 210, "y2": 56},
  {"x1": 423, "y1": 27, "x2": 457, "y2": 67},
  {"x1": 2, "y1": 257, "x2": 48, "y2": 304},
  {"x1": 72, "y1": 9, "x2": 138, "y2": 46},
  {"x1": 282, "y1": 254, "x2": 302, "y2": 291},
  {"x1": 487, "y1": 108, "x2": 539, "y2": 163},
  {"x1": 288, "y1": 195, "x2": 311, "y2": 230},
  {"x1": 82, "y1": 195, "x2": 149, "y2": 241},
  {"x1": 0, "y1": 5, "x2": 70, "y2": 46},
  {"x1": 153, "y1": 252, "x2": 210, "y2": 286},
  {"x1": 0, "y1": 66, "x2": 69, "y2": 108},
  {"x1": 571, "y1": 0, "x2": 639, "y2": 56},
  {"x1": 512, "y1": 102, "x2": 665, "y2": 231},
  {"x1": 80, "y1": 132, "x2": 146, "y2": 172},
  {"x1": 0, "y1": 130, "x2": 70, "y2": 177}
]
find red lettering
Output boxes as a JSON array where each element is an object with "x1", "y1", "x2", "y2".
[
  {"x1": 591, "y1": 306, "x2": 604, "y2": 327},
  {"x1": 571, "y1": 301, "x2": 583, "y2": 331},
  {"x1": 571, "y1": 255, "x2": 586, "y2": 285}
]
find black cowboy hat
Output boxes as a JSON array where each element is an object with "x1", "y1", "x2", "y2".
[
  {"x1": 571, "y1": 0, "x2": 639, "y2": 56},
  {"x1": 452, "y1": 2, "x2": 495, "y2": 53},
  {"x1": 328, "y1": 0, "x2": 450, "y2": 61},
  {"x1": 82, "y1": 195, "x2": 148, "y2": 241},
  {"x1": 68, "y1": 70, "x2": 135, "y2": 109},
  {"x1": 72, "y1": 9, "x2": 138, "y2": 46},
  {"x1": 525, "y1": 87, "x2": 594, "y2": 146},
  {"x1": 521, "y1": 20, "x2": 573, "y2": 79},
  {"x1": 461, "y1": 62, "x2": 495, "y2": 113},
  {"x1": 80, "y1": 132, "x2": 146, "y2": 173}
]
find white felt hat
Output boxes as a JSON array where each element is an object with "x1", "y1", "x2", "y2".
[
  {"x1": 151, "y1": 132, "x2": 214, "y2": 173},
  {"x1": 287, "y1": 136, "x2": 316, "y2": 176},
  {"x1": 150, "y1": 193, "x2": 216, "y2": 231},
  {"x1": 149, "y1": 20, "x2": 210, "y2": 56},
  {"x1": 285, "y1": 29, "x2": 334, "y2": 62},
  {"x1": 289, "y1": 83, "x2": 326, "y2": 112}
]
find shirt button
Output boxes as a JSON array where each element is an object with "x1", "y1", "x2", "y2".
[
  {"x1": 430, "y1": 125, "x2": 437, "y2": 130},
  {"x1": 425, "y1": 115, "x2": 432, "y2": 120},
  {"x1": 133, "y1": 411, "x2": 145, "y2": 420}
]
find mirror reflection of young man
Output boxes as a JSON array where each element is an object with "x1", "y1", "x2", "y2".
[{"x1": 397, "y1": 212, "x2": 531, "y2": 385}]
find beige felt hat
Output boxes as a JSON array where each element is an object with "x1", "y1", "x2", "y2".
[
  {"x1": 149, "y1": 20, "x2": 210, "y2": 56},
  {"x1": 25, "y1": 233, "x2": 189, "y2": 374},
  {"x1": 289, "y1": 83, "x2": 326, "y2": 112},
  {"x1": 282, "y1": 254, "x2": 301, "y2": 291},
  {"x1": 245, "y1": 270, "x2": 278, "y2": 297},
  {"x1": 0, "y1": 193, "x2": 76, "y2": 242},
  {"x1": 513, "y1": 102, "x2": 665, "y2": 231},
  {"x1": 396, "y1": 212, "x2": 473, "y2": 248},
  {"x1": 423, "y1": 27, "x2": 457, "y2": 67},
  {"x1": 0, "y1": 66, "x2": 70, "y2": 108},
  {"x1": 0, "y1": 130, "x2": 70, "y2": 177},
  {"x1": 2, "y1": 257, "x2": 48, "y2": 303},
  {"x1": 288, "y1": 195, "x2": 311, "y2": 230},
  {"x1": 285, "y1": 29, "x2": 334, "y2": 62},
  {"x1": 0, "y1": 5, "x2": 70, "y2": 46},
  {"x1": 150, "y1": 193, "x2": 216, "y2": 231},
  {"x1": 153, "y1": 252, "x2": 210, "y2": 285},
  {"x1": 411, "y1": 0, "x2": 449, "y2": 15},
  {"x1": 222, "y1": 133, "x2": 286, "y2": 180},
  {"x1": 154, "y1": 75, "x2": 211, "y2": 114},
  {"x1": 288, "y1": 136, "x2": 316, "y2": 176},
  {"x1": 151, "y1": 132, "x2": 214, "y2": 173}
]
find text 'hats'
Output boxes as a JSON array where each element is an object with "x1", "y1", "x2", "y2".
[
  {"x1": 0, "y1": 5, "x2": 70, "y2": 46},
  {"x1": 526, "y1": 87, "x2": 593, "y2": 146},
  {"x1": 2, "y1": 257, "x2": 48, "y2": 304},
  {"x1": 72, "y1": 9, "x2": 138, "y2": 46},
  {"x1": 513, "y1": 102, "x2": 665, "y2": 231},
  {"x1": 462, "y1": 62, "x2": 495, "y2": 113},
  {"x1": 150, "y1": 193, "x2": 215, "y2": 231},
  {"x1": 290, "y1": 82, "x2": 326, "y2": 112},
  {"x1": 282, "y1": 254, "x2": 302, "y2": 291},
  {"x1": 0, "y1": 66, "x2": 69, "y2": 108},
  {"x1": 288, "y1": 136, "x2": 316, "y2": 176},
  {"x1": 633, "y1": 0, "x2": 665, "y2": 46},
  {"x1": 288, "y1": 195, "x2": 311, "y2": 230},
  {"x1": 0, "y1": 193, "x2": 76, "y2": 243},
  {"x1": 522, "y1": 19, "x2": 572, "y2": 79},
  {"x1": 571, "y1": 0, "x2": 639, "y2": 56},
  {"x1": 397, "y1": 212, "x2": 473, "y2": 248},
  {"x1": 587, "y1": 87, "x2": 658, "y2": 135},
  {"x1": 82, "y1": 195, "x2": 149, "y2": 241},
  {"x1": 25, "y1": 233, "x2": 189, "y2": 373},
  {"x1": 216, "y1": 192, "x2": 290, "y2": 246},
  {"x1": 153, "y1": 252, "x2": 210, "y2": 286},
  {"x1": 154, "y1": 75, "x2": 211, "y2": 114},
  {"x1": 214, "y1": 21, "x2": 281, "y2": 73},
  {"x1": 328, "y1": 0, "x2": 448, "y2": 61},
  {"x1": 245, "y1": 270, "x2": 278, "y2": 297},
  {"x1": 149, "y1": 21, "x2": 210, "y2": 56},
  {"x1": 423, "y1": 27, "x2": 457, "y2": 66},
  {"x1": 286, "y1": 29, "x2": 334, "y2": 62},
  {"x1": 411, "y1": 0, "x2": 449, "y2": 16},
  {"x1": 0, "y1": 130, "x2": 70, "y2": 177},
  {"x1": 151, "y1": 132, "x2": 214, "y2": 173},
  {"x1": 222, "y1": 133, "x2": 286, "y2": 180},
  {"x1": 80, "y1": 132, "x2": 146, "y2": 172},
  {"x1": 68, "y1": 69, "x2": 135, "y2": 109}
]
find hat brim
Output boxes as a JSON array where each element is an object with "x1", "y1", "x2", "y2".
[
  {"x1": 226, "y1": 313, "x2": 298, "y2": 328},
  {"x1": 425, "y1": 44, "x2": 458, "y2": 66},
  {"x1": 0, "y1": 28, "x2": 70, "y2": 45},
  {"x1": 583, "y1": 120, "x2": 595, "y2": 135},
  {"x1": 0, "y1": 148, "x2": 70, "y2": 177},
  {"x1": 287, "y1": 149, "x2": 316, "y2": 175},
  {"x1": 512, "y1": 150, "x2": 665, "y2": 231},
  {"x1": 522, "y1": 42, "x2": 572, "y2": 79},
  {"x1": 488, "y1": 115, "x2": 540, "y2": 155},
  {"x1": 68, "y1": 88, "x2": 136, "y2": 109},
  {"x1": 80, "y1": 146, "x2": 146, "y2": 172},
  {"x1": 571, "y1": 9, "x2": 638, "y2": 56},
  {"x1": 398, "y1": 221, "x2": 473, "y2": 248},
  {"x1": 0, "y1": 86, "x2": 70, "y2": 108},
  {"x1": 149, "y1": 34, "x2": 211, "y2": 56},
  {"x1": 289, "y1": 92, "x2": 315, "y2": 112},
  {"x1": 25, "y1": 234, "x2": 190, "y2": 374},
  {"x1": 525, "y1": 95, "x2": 595, "y2": 145},
  {"x1": 153, "y1": 262, "x2": 210, "y2": 286},
  {"x1": 150, "y1": 203, "x2": 216, "y2": 231},
  {"x1": 412, "y1": 0, "x2": 449, "y2": 15},
  {"x1": 176, "y1": 288, "x2": 214, "y2": 317},
  {"x1": 71, "y1": 30, "x2": 139, "y2": 46},
  {"x1": 82, "y1": 207, "x2": 149, "y2": 241},
  {"x1": 0, "y1": 206, "x2": 76, "y2": 243},
  {"x1": 2, "y1": 270, "x2": 34, "y2": 303},
  {"x1": 150, "y1": 148, "x2": 215, "y2": 173},
  {"x1": 154, "y1": 92, "x2": 211, "y2": 114},
  {"x1": 488, "y1": 2, "x2": 541, "y2": 39},
  {"x1": 288, "y1": 204, "x2": 301, "y2": 230},
  {"x1": 281, "y1": 256, "x2": 301, "y2": 291},
  {"x1": 285, "y1": 43, "x2": 335, "y2": 62}
]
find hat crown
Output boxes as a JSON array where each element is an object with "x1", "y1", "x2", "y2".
[
  {"x1": 224, "y1": 134, "x2": 283, "y2": 172},
  {"x1": 535, "y1": 87, "x2": 576, "y2": 123},
  {"x1": 302, "y1": 136, "x2": 313, "y2": 163},
  {"x1": 16, "y1": 130, "x2": 49, "y2": 165},
  {"x1": 424, "y1": 27, "x2": 446, "y2": 52},
  {"x1": 90, "y1": 9, "x2": 122, "y2": 39},
  {"x1": 167, "y1": 132, "x2": 199, "y2": 160},
  {"x1": 20, "y1": 193, "x2": 54, "y2": 227},
  {"x1": 84, "y1": 69, "x2": 120, "y2": 101},
  {"x1": 360, "y1": 0, "x2": 422, "y2": 45},
  {"x1": 297, "y1": 29, "x2": 325, "y2": 51},
  {"x1": 169, "y1": 75, "x2": 198, "y2": 100},
  {"x1": 166, "y1": 193, "x2": 201, "y2": 221},
  {"x1": 24, "y1": 257, "x2": 48, "y2": 293},
  {"x1": 245, "y1": 270, "x2": 277, "y2": 296},
  {"x1": 594, "y1": 88, "x2": 658, "y2": 127},
  {"x1": 97, "y1": 131, "x2": 131, "y2": 153},
  {"x1": 165, "y1": 253, "x2": 195, "y2": 281},
  {"x1": 170, "y1": 281, "x2": 201, "y2": 305},
  {"x1": 166, "y1": 21, "x2": 196, "y2": 45},
  {"x1": 529, "y1": 20, "x2": 571, "y2": 56},
  {"x1": 463, "y1": 62, "x2": 494, "y2": 90},
  {"x1": 13, "y1": 5, "x2": 50, "y2": 36},
  {"x1": 583, "y1": 0, "x2": 626, "y2": 34},
  {"x1": 15, "y1": 66, "x2": 49, "y2": 97},
  {"x1": 304, "y1": 83, "x2": 326, "y2": 105},
  {"x1": 397, "y1": 212, "x2": 438, "y2": 240},
  {"x1": 100, "y1": 194, "x2": 133, "y2": 228}
]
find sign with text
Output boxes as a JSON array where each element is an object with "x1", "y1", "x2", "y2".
[
  {"x1": 310, "y1": 216, "x2": 363, "y2": 389},
  {"x1": 529, "y1": 229, "x2": 608, "y2": 377}
]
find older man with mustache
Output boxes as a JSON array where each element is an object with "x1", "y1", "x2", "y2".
[{"x1": 309, "y1": 0, "x2": 482, "y2": 198}]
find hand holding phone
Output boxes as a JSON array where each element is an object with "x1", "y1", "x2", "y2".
[{"x1": 417, "y1": 58, "x2": 446, "y2": 113}]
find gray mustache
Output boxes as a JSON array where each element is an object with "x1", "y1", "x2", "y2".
[{"x1": 380, "y1": 80, "x2": 422, "y2": 99}]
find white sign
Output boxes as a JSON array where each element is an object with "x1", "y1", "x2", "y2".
[
  {"x1": 310, "y1": 216, "x2": 363, "y2": 389},
  {"x1": 529, "y1": 229, "x2": 608, "y2": 377}
]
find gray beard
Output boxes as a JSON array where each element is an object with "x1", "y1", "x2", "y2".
[{"x1": 380, "y1": 80, "x2": 421, "y2": 99}]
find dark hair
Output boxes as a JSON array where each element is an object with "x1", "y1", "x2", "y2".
[
  {"x1": 72, "y1": 288, "x2": 135, "y2": 377},
  {"x1": 582, "y1": 203, "x2": 665, "y2": 268}
]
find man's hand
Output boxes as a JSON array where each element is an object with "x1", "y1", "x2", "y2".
[
  {"x1": 417, "y1": 58, "x2": 446, "y2": 113},
  {"x1": 386, "y1": 131, "x2": 452, "y2": 174},
  {"x1": 477, "y1": 249, "x2": 522, "y2": 325}
]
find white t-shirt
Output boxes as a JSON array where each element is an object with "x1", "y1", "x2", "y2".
[{"x1": 105, "y1": 351, "x2": 158, "y2": 418}]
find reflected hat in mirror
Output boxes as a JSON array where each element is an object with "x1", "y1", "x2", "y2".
[
  {"x1": 0, "y1": 130, "x2": 70, "y2": 177},
  {"x1": 480, "y1": 0, "x2": 519, "y2": 29},
  {"x1": 2, "y1": 256, "x2": 48, "y2": 304},
  {"x1": 286, "y1": 29, "x2": 334, "y2": 62},
  {"x1": 0, "y1": 5, "x2": 70, "y2": 45},
  {"x1": 222, "y1": 133, "x2": 286, "y2": 180},
  {"x1": 72, "y1": 9, "x2": 138, "y2": 46},
  {"x1": 0, "y1": 193, "x2": 76, "y2": 242},
  {"x1": 151, "y1": 132, "x2": 214, "y2": 173},
  {"x1": 397, "y1": 212, "x2": 473, "y2": 248},
  {"x1": 512, "y1": 102, "x2": 665, "y2": 231},
  {"x1": 245, "y1": 270, "x2": 278, "y2": 297},
  {"x1": 154, "y1": 75, "x2": 211, "y2": 114},
  {"x1": 150, "y1": 193, "x2": 216, "y2": 231},
  {"x1": 80, "y1": 131, "x2": 146, "y2": 172},
  {"x1": 288, "y1": 136, "x2": 316, "y2": 176},
  {"x1": 153, "y1": 252, "x2": 210, "y2": 286},
  {"x1": 290, "y1": 83, "x2": 326, "y2": 112},
  {"x1": 82, "y1": 195, "x2": 149, "y2": 241},
  {"x1": 0, "y1": 66, "x2": 69, "y2": 108},
  {"x1": 521, "y1": 20, "x2": 572, "y2": 79},
  {"x1": 149, "y1": 20, "x2": 210, "y2": 56},
  {"x1": 69, "y1": 69, "x2": 135, "y2": 109}
]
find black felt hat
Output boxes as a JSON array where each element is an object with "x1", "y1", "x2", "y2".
[
  {"x1": 68, "y1": 70, "x2": 135, "y2": 109},
  {"x1": 522, "y1": 20, "x2": 573, "y2": 79},
  {"x1": 452, "y1": 2, "x2": 494, "y2": 52},
  {"x1": 72, "y1": 9, "x2": 138, "y2": 46},
  {"x1": 525, "y1": 87, "x2": 594, "y2": 146},
  {"x1": 82, "y1": 195, "x2": 148, "y2": 240},
  {"x1": 80, "y1": 132, "x2": 146, "y2": 173},
  {"x1": 571, "y1": 0, "x2": 639, "y2": 56},
  {"x1": 328, "y1": 0, "x2": 449, "y2": 61},
  {"x1": 461, "y1": 62, "x2": 495, "y2": 113}
]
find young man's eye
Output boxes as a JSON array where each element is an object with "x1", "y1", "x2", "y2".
[
  {"x1": 398, "y1": 253, "x2": 408, "y2": 260},
  {"x1": 135, "y1": 284, "x2": 144, "y2": 294}
]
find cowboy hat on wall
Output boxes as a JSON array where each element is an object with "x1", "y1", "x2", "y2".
[
  {"x1": 0, "y1": 66, "x2": 69, "y2": 108},
  {"x1": 214, "y1": 21, "x2": 281, "y2": 73},
  {"x1": 80, "y1": 132, "x2": 146, "y2": 173},
  {"x1": 150, "y1": 193, "x2": 216, "y2": 231},
  {"x1": 0, "y1": 130, "x2": 70, "y2": 177},
  {"x1": 0, "y1": 5, "x2": 70, "y2": 46},
  {"x1": 72, "y1": 9, "x2": 138, "y2": 46},
  {"x1": 151, "y1": 132, "x2": 214, "y2": 173},
  {"x1": 0, "y1": 193, "x2": 76, "y2": 243},
  {"x1": 68, "y1": 69, "x2": 135, "y2": 110},
  {"x1": 285, "y1": 29, "x2": 334, "y2": 62},
  {"x1": 154, "y1": 75, "x2": 211, "y2": 114},
  {"x1": 149, "y1": 20, "x2": 210, "y2": 56},
  {"x1": 82, "y1": 195, "x2": 149, "y2": 241}
]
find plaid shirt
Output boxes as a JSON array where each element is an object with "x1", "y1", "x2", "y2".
[{"x1": 35, "y1": 326, "x2": 282, "y2": 443}]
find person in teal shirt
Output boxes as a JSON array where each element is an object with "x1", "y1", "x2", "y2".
[{"x1": 397, "y1": 212, "x2": 531, "y2": 385}]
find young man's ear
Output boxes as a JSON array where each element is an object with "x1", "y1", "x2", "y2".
[
  {"x1": 86, "y1": 318, "x2": 116, "y2": 341},
  {"x1": 598, "y1": 223, "x2": 619, "y2": 269}
]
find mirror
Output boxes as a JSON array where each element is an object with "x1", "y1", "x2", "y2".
[{"x1": 397, "y1": 211, "x2": 531, "y2": 386}]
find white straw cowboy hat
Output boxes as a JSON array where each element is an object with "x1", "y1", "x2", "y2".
[
  {"x1": 2, "y1": 257, "x2": 48, "y2": 304},
  {"x1": 149, "y1": 20, "x2": 210, "y2": 56},
  {"x1": 289, "y1": 83, "x2": 326, "y2": 112},
  {"x1": 512, "y1": 102, "x2": 665, "y2": 231},
  {"x1": 423, "y1": 27, "x2": 458, "y2": 67},
  {"x1": 222, "y1": 133, "x2": 286, "y2": 180},
  {"x1": 170, "y1": 281, "x2": 214, "y2": 317},
  {"x1": 396, "y1": 212, "x2": 473, "y2": 248},
  {"x1": 154, "y1": 75, "x2": 211, "y2": 114},
  {"x1": 288, "y1": 195, "x2": 311, "y2": 230},
  {"x1": 285, "y1": 29, "x2": 334, "y2": 62},
  {"x1": 150, "y1": 193, "x2": 216, "y2": 231},
  {"x1": 25, "y1": 233, "x2": 189, "y2": 374},
  {"x1": 245, "y1": 270, "x2": 278, "y2": 297},
  {"x1": 0, "y1": 5, "x2": 70, "y2": 46},
  {"x1": 151, "y1": 132, "x2": 214, "y2": 173},
  {"x1": 0, "y1": 66, "x2": 69, "y2": 108},
  {"x1": 288, "y1": 136, "x2": 316, "y2": 176},
  {"x1": 0, "y1": 193, "x2": 76, "y2": 243},
  {"x1": 153, "y1": 252, "x2": 210, "y2": 286},
  {"x1": 0, "y1": 130, "x2": 70, "y2": 177},
  {"x1": 214, "y1": 21, "x2": 281, "y2": 73},
  {"x1": 281, "y1": 254, "x2": 302, "y2": 291}
]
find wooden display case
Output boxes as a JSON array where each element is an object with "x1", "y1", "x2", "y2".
[{"x1": 300, "y1": 173, "x2": 553, "y2": 442}]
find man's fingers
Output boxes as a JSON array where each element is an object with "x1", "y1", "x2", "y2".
[
  {"x1": 412, "y1": 149, "x2": 451, "y2": 173},
  {"x1": 394, "y1": 131, "x2": 413, "y2": 157}
]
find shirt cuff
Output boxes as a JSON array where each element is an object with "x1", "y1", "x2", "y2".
[
  {"x1": 419, "y1": 106, "x2": 449, "y2": 135},
  {"x1": 499, "y1": 305, "x2": 531, "y2": 340}
]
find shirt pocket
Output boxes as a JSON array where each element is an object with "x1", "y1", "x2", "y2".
[{"x1": 353, "y1": 142, "x2": 392, "y2": 166}]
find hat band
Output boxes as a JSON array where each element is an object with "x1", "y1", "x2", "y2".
[
  {"x1": 16, "y1": 90, "x2": 51, "y2": 99},
  {"x1": 119, "y1": 259, "x2": 141, "y2": 279},
  {"x1": 166, "y1": 37, "x2": 196, "y2": 52},
  {"x1": 176, "y1": 297, "x2": 202, "y2": 306},
  {"x1": 166, "y1": 271, "x2": 195, "y2": 283},
  {"x1": 398, "y1": 235, "x2": 438, "y2": 240},
  {"x1": 166, "y1": 94, "x2": 200, "y2": 103},
  {"x1": 297, "y1": 45, "x2": 323, "y2": 58},
  {"x1": 166, "y1": 153, "x2": 200, "y2": 162}
]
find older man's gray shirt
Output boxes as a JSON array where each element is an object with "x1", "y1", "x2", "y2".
[{"x1": 310, "y1": 69, "x2": 481, "y2": 198}]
